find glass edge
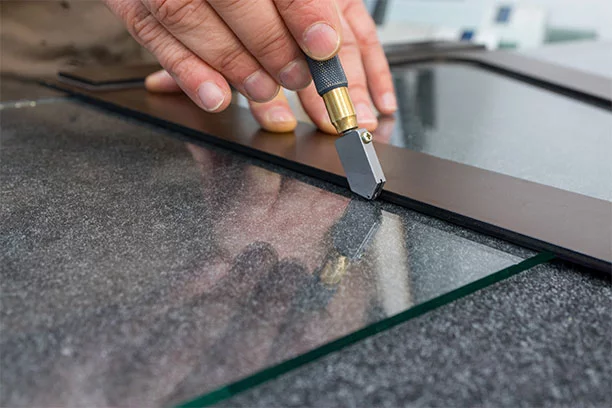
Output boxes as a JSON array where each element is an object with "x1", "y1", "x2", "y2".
[{"x1": 174, "y1": 252, "x2": 556, "y2": 408}]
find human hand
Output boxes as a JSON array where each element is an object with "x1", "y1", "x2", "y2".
[{"x1": 103, "y1": 0, "x2": 396, "y2": 133}]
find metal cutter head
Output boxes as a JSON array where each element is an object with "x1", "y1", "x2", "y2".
[
  {"x1": 335, "y1": 128, "x2": 386, "y2": 200},
  {"x1": 305, "y1": 55, "x2": 387, "y2": 200}
]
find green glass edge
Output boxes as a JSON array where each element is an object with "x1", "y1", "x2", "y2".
[{"x1": 175, "y1": 252, "x2": 556, "y2": 408}]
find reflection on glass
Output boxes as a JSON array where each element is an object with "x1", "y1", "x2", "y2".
[
  {"x1": 383, "y1": 63, "x2": 612, "y2": 201},
  {"x1": 1, "y1": 102, "x2": 539, "y2": 408}
]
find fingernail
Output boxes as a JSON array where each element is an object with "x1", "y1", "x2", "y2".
[
  {"x1": 356, "y1": 103, "x2": 377, "y2": 125},
  {"x1": 265, "y1": 106, "x2": 296, "y2": 125},
  {"x1": 145, "y1": 70, "x2": 175, "y2": 90},
  {"x1": 197, "y1": 81, "x2": 226, "y2": 112},
  {"x1": 266, "y1": 106, "x2": 295, "y2": 123},
  {"x1": 303, "y1": 23, "x2": 340, "y2": 60},
  {"x1": 381, "y1": 92, "x2": 397, "y2": 112},
  {"x1": 263, "y1": 106, "x2": 296, "y2": 132},
  {"x1": 244, "y1": 70, "x2": 280, "y2": 102},
  {"x1": 279, "y1": 59, "x2": 311, "y2": 90}
]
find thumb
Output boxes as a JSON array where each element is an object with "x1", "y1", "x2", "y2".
[{"x1": 274, "y1": 0, "x2": 343, "y2": 61}]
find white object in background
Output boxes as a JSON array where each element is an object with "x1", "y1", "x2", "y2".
[
  {"x1": 472, "y1": 29, "x2": 501, "y2": 50},
  {"x1": 376, "y1": 21, "x2": 501, "y2": 50},
  {"x1": 480, "y1": 4, "x2": 548, "y2": 49},
  {"x1": 377, "y1": 22, "x2": 460, "y2": 45}
]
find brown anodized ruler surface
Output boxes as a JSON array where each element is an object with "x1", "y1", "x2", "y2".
[{"x1": 47, "y1": 81, "x2": 612, "y2": 272}]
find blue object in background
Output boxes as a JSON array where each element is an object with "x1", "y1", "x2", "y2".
[
  {"x1": 496, "y1": 6, "x2": 513, "y2": 23},
  {"x1": 460, "y1": 30, "x2": 475, "y2": 41}
]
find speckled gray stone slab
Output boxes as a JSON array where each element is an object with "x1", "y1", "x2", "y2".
[
  {"x1": 1, "y1": 100, "x2": 535, "y2": 407},
  {"x1": 222, "y1": 261, "x2": 612, "y2": 408}
]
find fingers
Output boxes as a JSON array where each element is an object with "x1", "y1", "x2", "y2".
[
  {"x1": 297, "y1": 14, "x2": 378, "y2": 133},
  {"x1": 145, "y1": 69, "x2": 181, "y2": 93},
  {"x1": 297, "y1": 84, "x2": 336, "y2": 134},
  {"x1": 140, "y1": 0, "x2": 279, "y2": 103},
  {"x1": 146, "y1": 69, "x2": 300, "y2": 134},
  {"x1": 208, "y1": 0, "x2": 311, "y2": 91},
  {"x1": 274, "y1": 0, "x2": 343, "y2": 60},
  {"x1": 343, "y1": 0, "x2": 396, "y2": 114},
  {"x1": 248, "y1": 90, "x2": 298, "y2": 133},
  {"x1": 336, "y1": 13, "x2": 378, "y2": 130},
  {"x1": 104, "y1": 0, "x2": 231, "y2": 112},
  {"x1": 107, "y1": 0, "x2": 392, "y2": 135}
]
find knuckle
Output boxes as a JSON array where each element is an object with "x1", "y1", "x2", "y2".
[
  {"x1": 149, "y1": 0, "x2": 201, "y2": 29},
  {"x1": 357, "y1": 31, "x2": 381, "y2": 51},
  {"x1": 129, "y1": 10, "x2": 160, "y2": 47},
  {"x1": 253, "y1": 27, "x2": 290, "y2": 61},
  {"x1": 274, "y1": 0, "x2": 299, "y2": 13},
  {"x1": 349, "y1": 82, "x2": 369, "y2": 96},
  {"x1": 214, "y1": 45, "x2": 246, "y2": 74},
  {"x1": 343, "y1": 0, "x2": 380, "y2": 50},
  {"x1": 373, "y1": 66, "x2": 393, "y2": 82},
  {"x1": 166, "y1": 50, "x2": 195, "y2": 78},
  {"x1": 276, "y1": 0, "x2": 319, "y2": 19},
  {"x1": 342, "y1": 31, "x2": 358, "y2": 48},
  {"x1": 209, "y1": 0, "x2": 245, "y2": 12},
  {"x1": 166, "y1": 50, "x2": 199, "y2": 81}
]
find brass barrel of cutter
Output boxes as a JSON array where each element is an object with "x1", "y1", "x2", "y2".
[
  {"x1": 305, "y1": 55, "x2": 358, "y2": 134},
  {"x1": 322, "y1": 87, "x2": 358, "y2": 134}
]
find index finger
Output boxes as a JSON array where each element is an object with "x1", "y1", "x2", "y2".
[
  {"x1": 343, "y1": 0, "x2": 396, "y2": 114},
  {"x1": 274, "y1": 0, "x2": 343, "y2": 60}
]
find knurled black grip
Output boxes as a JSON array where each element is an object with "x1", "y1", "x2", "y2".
[{"x1": 305, "y1": 55, "x2": 348, "y2": 96}]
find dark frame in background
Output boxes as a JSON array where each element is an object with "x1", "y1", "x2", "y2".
[
  {"x1": 51, "y1": 42, "x2": 612, "y2": 272},
  {"x1": 383, "y1": 42, "x2": 611, "y2": 108}
]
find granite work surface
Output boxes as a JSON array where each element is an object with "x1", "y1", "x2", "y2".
[
  {"x1": 223, "y1": 261, "x2": 612, "y2": 408},
  {"x1": 0, "y1": 97, "x2": 539, "y2": 407}
]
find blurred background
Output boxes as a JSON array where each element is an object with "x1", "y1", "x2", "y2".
[
  {"x1": 3, "y1": 0, "x2": 610, "y2": 78},
  {"x1": 364, "y1": 0, "x2": 612, "y2": 49}
]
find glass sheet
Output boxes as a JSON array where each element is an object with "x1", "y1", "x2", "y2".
[
  {"x1": 381, "y1": 63, "x2": 612, "y2": 201},
  {"x1": 1, "y1": 101, "x2": 546, "y2": 408}
]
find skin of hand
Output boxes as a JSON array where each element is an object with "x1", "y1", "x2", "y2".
[{"x1": 102, "y1": 0, "x2": 397, "y2": 133}]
